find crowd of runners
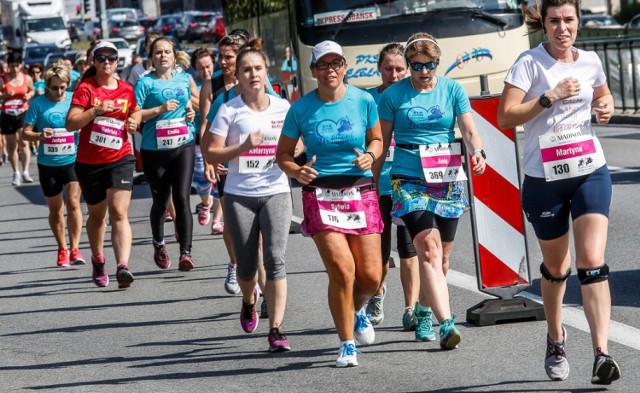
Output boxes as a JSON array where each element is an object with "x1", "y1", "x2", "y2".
[{"x1": 0, "y1": 0, "x2": 621, "y2": 384}]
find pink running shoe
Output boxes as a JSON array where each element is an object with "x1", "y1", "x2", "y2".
[
  {"x1": 165, "y1": 210, "x2": 173, "y2": 222},
  {"x1": 268, "y1": 327, "x2": 291, "y2": 352},
  {"x1": 178, "y1": 252, "x2": 194, "y2": 271},
  {"x1": 70, "y1": 248, "x2": 86, "y2": 265},
  {"x1": 211, "y1": 220, "x2": 224, "y2": 235},
  {"x1": 198, "y1": 199, "x2": 213, "y2": 225},
  {"x1": 91, "y1": 255, "x2": 109, "y2": 287},
  {"x1": 240, "y1": 287, "x2": 259, "y2": 333},
  {"x1": 57, "y1": 248, "x2": 70, "y2": 267}
]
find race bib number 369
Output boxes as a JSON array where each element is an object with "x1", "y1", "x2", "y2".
[{"x1": 419, "y1": 142, "x2": 467, "y2": 183}]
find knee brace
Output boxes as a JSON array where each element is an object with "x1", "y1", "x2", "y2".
[
  {"x1": 540, "y1": 263, "x2": 571, "y2": 283},
  {"x1": 577, "y1": 264, "x2": 609, "y2": 285}
]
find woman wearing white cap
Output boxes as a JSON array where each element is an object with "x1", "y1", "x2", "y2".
[
  {"x1": 66, "y1": 41, "x2": 142, "y2": 289},
  {"x1": 277, "y1": 40, "x2": 383, "y2": 368}
]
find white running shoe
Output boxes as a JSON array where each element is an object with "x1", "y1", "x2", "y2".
[
  {"x1": 224, "y1": 263, "x2": 241, "y2": 295},
  {"x1": 22, "y1": 172, "x2": 34, "y2": 183},
  {"x1": 11, "y1": 173, "x2": 21, "y2": 186},
  {"x1": 354, "y1": 307, "x2": 375, "y2": 346},
  {"x1": 336, "y1": 342, "x2": 360, "y2": 368}
]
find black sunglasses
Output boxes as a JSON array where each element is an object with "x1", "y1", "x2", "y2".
[
  {"x1": 408, "y1": 60, "x2": 439, "y2": 72},
  {"x1": 95, "y1": 54, "x2": 119, "y2": 63}
]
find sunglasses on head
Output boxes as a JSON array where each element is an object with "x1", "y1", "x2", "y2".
[
  {"x1": 95, "y1": 54, "x2": 119, "y2": 63},
  {"x1": 408, "y1": 60, "x2": 439, "y2": 72}
]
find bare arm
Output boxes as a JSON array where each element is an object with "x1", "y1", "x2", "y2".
[
  {"x1": 276, "y1": 134, "x2": 317, "y2": 185},
  {"x1": 22, "y1": 124, "x2": 41, "y2": 142},
  {"x1": 199, "y1": 79, "x2": 213, "y2": 139},
  {"x1": 372, "y1": 118, "x2": 393, "y2": 187},
  {"x1": 189, "y1": 76, "x2": 199, "y2": 110},
  {"x1": 592, "y1": 84, "x2": 614, "y2": 125},
  {"x1": 66, "y1": 104, "x2": 96, "y2": 131},
  {"x1": 458, "y1": 112, "x2": 486, "y2": 175}
]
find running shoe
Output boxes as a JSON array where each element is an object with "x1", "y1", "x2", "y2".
[
  {"x1": 366, "y1": 284, "x2": 386, "y2": 325},
  {"x1": 153, "y1": 241, "x2": 171, "y2": 269},
  {"x1": 56, "y1": 248, "x2": 70, "y2": 267},
  {"x1": 336, "y1": 342, "x2": 360, "y2": 368},
  {"x1": 224, "y1": 263, "x2": 241, "y2": 294},
  {"x1": 91, "y1": 255, "x2": 109, "y2": 287},
  {"x1": 591, "y1": 347, "x2": 621, "y2": 385},
  {"x1": 11, "y1": 173, "x2": 21, "y2": 186},
  {"x1": 260, "y1": 298, "x2": 269, "y2": 319},
  {"x1": 70, "y1": 248, "x2": 86, "y2": 265},
  {"x1": 178, "y1": 252, "x2": 194, "y2": 271},
  {"x1": 415, "y1": 305, "x2": 436, "y2": 341},
  {"x1": 211, "y1": 220, "x2": 224, "y2": 234},
  {"x1": 22, "y1": 172, "x2": 34, "y2": 183},
  {"x1": 354, "y1": 307, "x2": 375, "y2": 346},
  {"x1": 240, "y1": 287, "x2": 259, "y2": 333},
  {"x1": 544, "y1": 326, "x2": 570, "y2": 381},
  {"x1": 165, "y1": 210, "x2": 173, "y2": 222},
  {"x1": 268, "y1": 327, "x2": 291, "y2": 353},
  {"x1": 116, "y1": 264, "x2": 134, "y2": 289},
  {"x1": 195, "y1": 202, "x2": 203, "y2": 214},
  {"x1": 197, "y1": 198, "x2": 213, "y2": 225},
  {"x1": 439, "y1": 318, "x2": 461, "y2": 350},
  {"x1": 402, "y1": 307, "x2": 418, "y2": 331}
]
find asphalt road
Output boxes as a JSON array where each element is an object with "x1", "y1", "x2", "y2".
[{"x1": 0, "y1": 124, "x2": 639, "y2": 392}]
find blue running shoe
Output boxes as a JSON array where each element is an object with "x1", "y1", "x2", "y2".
[
  {"x1": 336, "y1": 342, "x2": 360, "y2": 368},
  {"x1": 415, "y1": 305, "x2": 436, "y2": 341},
  {"x1": 354, "y1": 308, "x2": 375, "y2": 346},
  {"x1": 439, "y1": 318, "x2": 461, "y2": 350}
]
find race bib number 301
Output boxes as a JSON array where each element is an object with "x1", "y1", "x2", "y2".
[
  {"x1": 419, "y1": 142, "x2": 467, "y2": 183},
  {"x1": 539, "y1": 129, "x2": 604, "y2": 181},
  {"x1": 316, "y1": 187, "x2": 367, "y2": 230},
  {"x1": 90, "y1": 116, "x2": 124, "y2": 150}
]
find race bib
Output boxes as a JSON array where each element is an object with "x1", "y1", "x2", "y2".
[
  {"x1": 238, "y1": 130, "x2": 280, "y2": 174},
  {"x1": 419, "y1": 142, "x2": 467, "y2": 183},
  {"x1": 43, "y1": 128, "x2": 76, "y2": 156},
  {"x1": 385, "y1": 135, "x2": 396, "y2": 162},
  {"x1": 539, "y1": 128, "x2": 605, "y2": 181},
  {"x1": 316, "y1": 187, "x2": 367, "y2": 230},
  {"x1": 4, "y1": 99, "x2": 25, "y2": 116},
  {"x1": 90, "y1": 116, "x2": 124, "y2": 150},
  {"x1": 156, "y1": 118, "x2": 189, "y2": 149}
]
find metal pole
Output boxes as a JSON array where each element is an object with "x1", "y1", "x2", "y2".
[{"x1": 100, "y1": 0, "x2": 109, "y2": 38}]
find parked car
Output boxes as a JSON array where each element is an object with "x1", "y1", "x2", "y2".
[
  {"x1": 627, "y1": 14, "x2": 640, "y2": 29},
  {"x1": 22, "y1": 44, "x2": 60, "y2": 67},
  {"x1": 109, "y1": 20, "x2": 145, "y2": 42},
  {"x1": 84, "y1": 20, "x2": 102, "y2": 41},
  {"x1": 134, "y1": 35, "x2": 181, "y2": 59},
  {"x1": 176, "y1": 11, "x2": 216, "y2": 42},
  {"x1": 105, "y1": 38, "x2": 133, "y2": 72},
  {"x1": 68, "y1": 19, "x2": 83, "y2": 42},
  {"x1": 106, "y1": 8, "x2": 140, "y2": 22},
  {"x1": 202, "y1": 14, "x2": 225, "y2": 43},
  {"x1": 43, "y1": 52, "x2": 65, "y2": 67},
  {"x1": 153, "y1": 14, "x2": 182, "y2": 37},
  {"x1": 580, "y1": 14, "x2": 622, "y2": 28},
  {"x1": 138, "y1": 16, "x2": 158, "y2": 33}
]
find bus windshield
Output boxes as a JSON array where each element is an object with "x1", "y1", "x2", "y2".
[{"x1": 301, "y1": 0, "x2": 520, "y2": 28}]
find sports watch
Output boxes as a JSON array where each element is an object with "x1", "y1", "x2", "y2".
[{"x1": 539, "y1": 94, "x2": 552, "y2": 109}]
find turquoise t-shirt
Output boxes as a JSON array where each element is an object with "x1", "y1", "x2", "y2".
[
  {"x1": 366, "y1": 86, "x2": 392, "y2": 195},
  {"x1": 135, "y1": 70, "x2": 195, "y2": 151},
  {"x1": 24, "y1": 94, "x2": 77, "y2": 167},
  {"x1": 282, "y1": 85, "x2": 379, "y2": 178},
  {"x1": 194, "y1": 78, "x2": 203, "y2": 133},
  {"x1": 33, "y1": 80, "x2": 45, "y2": 96},
  {"x1": 377, "y1": 77, "x2": 471, "y2": 179},
  {"x1": 68, "y1": 69, "x2": 81, "y2": 92}
]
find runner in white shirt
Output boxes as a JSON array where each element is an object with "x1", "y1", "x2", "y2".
[
  {"x1": 497, "y1": 0, "x2": 620, "y2": 385},
  {"x1": 205, "y1": 38, "x2": 293, "y2": 353}
]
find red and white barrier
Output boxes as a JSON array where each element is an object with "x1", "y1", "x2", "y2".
[{"x1": 468, "y1": 96, "x2": 530, "y2": 294}]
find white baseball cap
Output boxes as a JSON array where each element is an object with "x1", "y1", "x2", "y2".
[
  {"x1": 311, "y1": 40, "x2": 345, "y2": 64},
  {"x1": 91, "y1": 41, "x2": 118, "y2": 56}
]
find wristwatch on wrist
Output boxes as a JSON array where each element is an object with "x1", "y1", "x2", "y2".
[
  {"x1": 473, "y1": 148, "x2": 486, "y2": 159},
  {"x1": 539, "y1": 94, "x2": 552, "y2": 109}
]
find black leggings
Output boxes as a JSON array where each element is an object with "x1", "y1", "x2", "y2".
[
  {"x1": 141, "y1": 142, "x2": 195, "y2": 253},
  {"x1": 379, "y1": 195, "x2": 418, "y2": 263}
]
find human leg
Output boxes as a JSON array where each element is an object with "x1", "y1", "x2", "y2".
[{"x1": 65, "y1": 182, "x2": 83, "y2": 252}]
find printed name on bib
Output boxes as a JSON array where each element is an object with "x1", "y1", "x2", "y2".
[
  {"x1": 4, "y1": 99, "x2": 25, "y2": 116},
  {"x1": 238, "y1": 131, "x2": 280, "y2": 174},
  {"x1": 90, "y1": 116, "x2": 125, "y2": 150},
  {"x1": 316, "y1": 187, "x2": 367, "y2": 229},
  {"x1": 44, "y1": 128, "x2": 76, "y2": 155},
  {"x1": 156, "y1": 118, "x2": 189, "y2": 149},
  {"x1": 386, "y1": 135, "x2": 396, "y2": 162},
  {"x1": 419, "y1": 142, "x2": 467, "y2": 183},
  {"x1": 539, "y1": 128, "x2": 604, "y2": 181}
]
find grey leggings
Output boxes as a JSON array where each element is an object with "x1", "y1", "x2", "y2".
[{"x1": 223, "y1": 192, "x2": 292, "y2": 281}]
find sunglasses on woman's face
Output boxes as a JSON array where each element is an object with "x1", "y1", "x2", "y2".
[
  {"x1": 95, "y1": 54, "x2": 119, "y2": 63},
  {"x1": 408, "y1": 60, "x2": 439, "y2": 72}
]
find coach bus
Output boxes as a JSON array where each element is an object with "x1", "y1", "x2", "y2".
[{"x1": 221, "y1": 0, "x2": 530, "y2": 99}]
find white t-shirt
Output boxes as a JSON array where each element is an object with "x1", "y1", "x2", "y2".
[
  {"x1": 210, "y1": 94, "x2": 291, "y2": 197},
  {"x1": 504, "y1": 43, "x2": 607, "y2": 178}
]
